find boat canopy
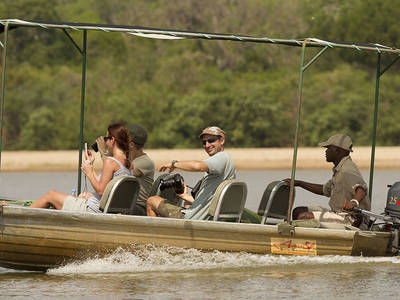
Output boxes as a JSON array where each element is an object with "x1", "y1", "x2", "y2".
[
  {"x1": 1, "y1": 18, "x2": 399, "y2": 220},
  {"x1": 1, "y1": 19, "x2": 400, "y2": 53}
]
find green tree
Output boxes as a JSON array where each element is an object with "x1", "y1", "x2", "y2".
[
  {"x1": 19, "y1": 106, "x2": 57, "y2": 149},
  {"x1": 1, "y1": 0, "x2": 399, "y2": 150}
]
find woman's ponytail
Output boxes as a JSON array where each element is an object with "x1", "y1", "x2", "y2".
[{"x1": 107, "y1": 123, "x2": 131, "y2": 169}]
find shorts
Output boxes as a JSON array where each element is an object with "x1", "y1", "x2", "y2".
[
  {"x1": 157, "y1": 200, "x2": 184, "y2": 219},
  {"x1": 62, "y1": 195, "x2": 91, "y2": 212},
  {"x1": 309, "y1": 206, "x2": 357, "y2": 227},
  {"x1": 312, "y1": 211, "x2": 351, "y2": 225}
]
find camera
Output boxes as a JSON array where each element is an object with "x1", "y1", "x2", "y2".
[
  {"x1": 91, "y1": 142, "x2": 99, "y2": 152},
  {"x1": 159, "y1": 174, "x2": 185, "y2": 194}
]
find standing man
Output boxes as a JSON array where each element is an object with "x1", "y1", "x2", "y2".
[
  {"x1": 146, "y1": 126, "x2": 236, "y2": 220},
  {"x1": 286, "y1": 133, "x2": 371, "y2": 228},
  {"x1": 96, "y1": 123, "x2": 155, "y2": 215}
]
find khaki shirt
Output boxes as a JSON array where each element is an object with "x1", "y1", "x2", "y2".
[{"x1": 323, "y1": 156, "x2": 371, "y2": 212}]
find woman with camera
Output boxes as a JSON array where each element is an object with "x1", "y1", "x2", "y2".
[
  {"x1": 29, "y1": 123, "x2": 132, "y2": 212},
  {"x1": 94, "y1": 123, "x2": 155, "y2": 215}
]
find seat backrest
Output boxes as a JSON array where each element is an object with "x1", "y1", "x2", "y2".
[
  {"x1": 148, "y1": 174, "x2": 181, "y2": 206},
  {"x1": 208, "y1": 179, "x2": 247, "y2": 222},
  {"x1": 257, "y1": 180, "x2": 294, "y2": 224},
  {"x1": 99, "y1": 175, "x2": 140, "y2": 215}
]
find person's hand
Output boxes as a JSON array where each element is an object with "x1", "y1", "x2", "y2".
[
  {"x1": 96, "y1": 136, "x2": 107, "y2": 155},
  {"x1": 177, "y1": 183, "x2": 194, "y2": 205},
  {"x1": 78, "y1": 192, "x2": 93, "y2": 199},
  {"x1": 283, "y1": 178, "x2": 298, "y2": 186},
  {"x1": 343, "y1": 200, "x2": 358, "y2": 211},
  {"x1": 159, "y1": 162, "x2": 174, "y2": 173},
  {"x1": 87, "y1": 150, "x2": 95, "y2": 164},
  {"x1": 81, "y1": 159, "x2": 94, "y2": 176}
]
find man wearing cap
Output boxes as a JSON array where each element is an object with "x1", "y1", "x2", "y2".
[
  {"x1": 285, "y1": 133, "x2": 371, "y2": 227},
  {"x1": 95, "y1": 123, "x2": 155, "y2": 215},
  {"x1": 146, "y1": 126, "x2": 236, "y2": 220}
]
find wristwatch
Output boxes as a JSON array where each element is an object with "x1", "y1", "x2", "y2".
[{"x1": 171, "y1": 160, "x2": 178, "y2": 169}]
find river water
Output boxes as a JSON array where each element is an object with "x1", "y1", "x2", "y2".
[{"x1": 0, "y1": 169, "x2": 399, "y2": 299}]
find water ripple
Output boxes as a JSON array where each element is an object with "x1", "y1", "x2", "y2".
[{"x1": 48, "y1": 245, "x2": 400, "y2": 274}]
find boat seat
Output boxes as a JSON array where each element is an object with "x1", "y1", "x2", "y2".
[
  {"x1": 257, "y1": 180, "x2": 294, "y2": 224},
  {"x1": 207, "y1": 179, "x2": 247, "y2": 222},
  {"x1": 99, "y1": 175, "x2": 140, "y2": 215},
  {"x1": 148, "y1": 174, "x2": 183, "y2": 206}
]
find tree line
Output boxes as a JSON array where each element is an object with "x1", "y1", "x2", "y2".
[{"x1": 1, "y1": 0, "x2": 400, "y2": 150}]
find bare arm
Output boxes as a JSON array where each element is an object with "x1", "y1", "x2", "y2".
[
  {"x1": 343, "y1": 187, "x2": 366, "y2": 210},
  {"x1": 177, "y1": 183, "x2": 195, "y2": 207},
  {"x1": 159, "y1": 160, "x2": 208, "y2": 173},
  {"x1": 82, "y1": 158, "x2": 115, "y2": 197},
  {"x1": 96, "y1": 136, "x2": 108, "y2": 160},
  {"x1": 284, "y1": 179, "x2": 324, "y2": 195}
]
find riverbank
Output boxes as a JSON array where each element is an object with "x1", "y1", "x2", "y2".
[{"x1": 0, "y1": 146, "x2": 398, "y2": 172}]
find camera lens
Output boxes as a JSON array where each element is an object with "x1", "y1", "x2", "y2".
[{"x1": 159, "y1": 174, "x2": 184, "y2": 194}]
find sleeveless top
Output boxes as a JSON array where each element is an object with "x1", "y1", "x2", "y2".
[{"x1": 87, "y1": 156, "x2": 131, "y2": 213}]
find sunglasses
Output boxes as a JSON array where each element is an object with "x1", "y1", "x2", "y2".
[
  {"x1": 103, "y1": 136, "x2": 112, "y2": 141},
  {"x1": 202, "y1": 137, "x2": 220, "y2": 145}
]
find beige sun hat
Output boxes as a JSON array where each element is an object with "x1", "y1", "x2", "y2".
[
  {"x1": 318, "y1": 133, "x2": 353, "y2": 152},
  {"x1": 199, "y1": 126, "x2": 226, "y2": 138}
]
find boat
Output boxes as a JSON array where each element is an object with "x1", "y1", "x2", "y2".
[
  {"x1": 0, "y1": 205, "x2": 393, "y2": 271},
  {"x1": 0, "y1": 19, "x2": 400, "y2": 272}
]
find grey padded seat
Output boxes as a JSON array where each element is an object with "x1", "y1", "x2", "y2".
[
  {"x1": 257, "y1": 180, "x2": 294, "y2": 224},
  {"x1": 99, "y1": 175, "x2": 140, "y2": 215},
  {"x1": 207, "y1": 179, "x2": 247, "y2": 222}
]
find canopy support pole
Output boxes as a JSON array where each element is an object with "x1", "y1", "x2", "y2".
[
  {"x1": 303, "y1": 46, "x2": 329, "y2": 71},
  {"x1": 287, "y1": 42, "x2": 307, "y2": 222},
  {"x1": 77, "y1": 30, "x2": 87, "y2": 195},
  {"x1": 62, "y1": 29, "x2": 83, "y2": 54},
  {"x1": 0, "y1": 23, "x2": 9, "y2": 171},
  {"x1": 287, "y1": 44, "x2": 329, "y2": 221},
  {"x1": 368, "y1": 54, "x2": 400, "y2": 202},
  {"x1": 380, "y1": 55, "x2": 400, "y2": 76},
  {"x1": 369, "y1": 53, "x2": 381, "y2": 202}
]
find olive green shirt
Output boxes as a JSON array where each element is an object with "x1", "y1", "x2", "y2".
[
  {"x1": 132, "y1": 154, "x2": 155, "y2": 209},
  {"x1": 323, "y1": 156, "x2": 371, "y2": 212}
]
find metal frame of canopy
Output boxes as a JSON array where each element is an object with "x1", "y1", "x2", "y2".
[{"x1": 1, "y1": 19, "x2": 400, "y2": 219}]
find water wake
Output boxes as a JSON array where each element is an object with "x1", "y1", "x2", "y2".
[{"x1": 48, "y1": 244, "x2": 400, "y2": 274}]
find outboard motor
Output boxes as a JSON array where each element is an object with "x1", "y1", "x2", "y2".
[
  {"x1": 353, "y1": 183, "x2": 400, "y2": 255},
  {"x1": 384, "y1": 182, "x2": 400, "y2": 255},
  {"x1": 385, "y1": 182, "x2": 400, "y2": 218}
]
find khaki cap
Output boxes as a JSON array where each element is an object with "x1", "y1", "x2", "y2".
[
  {"x1": 318, "y1": 133, "x2": 353, "y2": 152},
  {"x1": 199, "y1": 126, "x2": 226, "y2": 138}
]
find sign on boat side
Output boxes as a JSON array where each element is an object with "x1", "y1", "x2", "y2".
[{"x1": 271, "y1": 238, "x2": 317, "y2": 255}]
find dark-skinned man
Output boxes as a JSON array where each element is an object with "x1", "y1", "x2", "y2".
[{"x1": 285, "y1": 133, "x2": 371, "y2": 228}]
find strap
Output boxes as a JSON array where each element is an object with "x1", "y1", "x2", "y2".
[{"x1": 105, "y1": 156, "x2": 124, "y2": 170}]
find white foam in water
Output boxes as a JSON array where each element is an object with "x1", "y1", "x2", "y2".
[{"x1": 48, "y1": 244, "x2": 400, "y2": 274}]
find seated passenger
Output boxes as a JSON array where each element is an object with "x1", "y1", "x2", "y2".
[
  {"x1": 146, "y1": 126, "x2": 236, "y2": 220},
  {"x1": 284, "y1": 133, "x2": 371, "y2": 229},
  {"x1": 95, "y1": 124, "x2": 155, "y2": 215},
  {"x1": 30, "y1": 123, "x2": 132, "y2": 212},
  {"x1": 126, "y1": 124, "x2": 155, "y2": 215}
]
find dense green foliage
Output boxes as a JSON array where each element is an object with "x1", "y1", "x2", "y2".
[{"x1": 1, "y1": 0, "x2": 399, "y2": 149}]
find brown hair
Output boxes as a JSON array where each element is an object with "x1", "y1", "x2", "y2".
[{"x1": 107, "y1": 123, "x2": 131, "y2": 169}]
